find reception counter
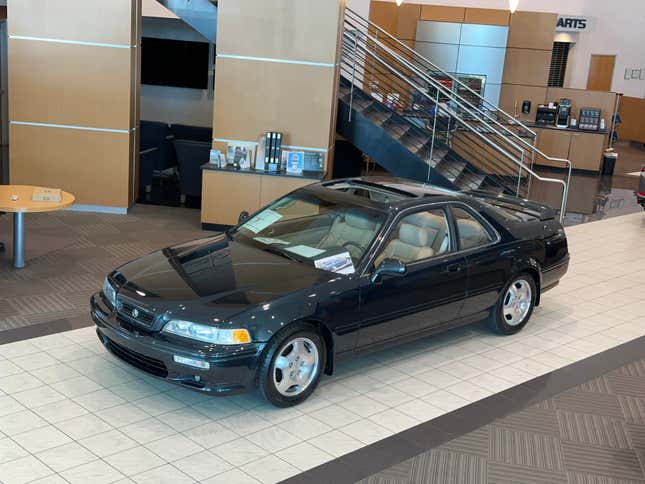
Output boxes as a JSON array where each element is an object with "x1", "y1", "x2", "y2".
[
  {"x1": 530, "y1": 124, "x2": 609, "y2": 172},
  {"x1": 200, "y1": 164, "x2": 323, "y2": 227}
]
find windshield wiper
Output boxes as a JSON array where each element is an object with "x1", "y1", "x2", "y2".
[{"x1": 262, "y1": 246, "x2": 300, "y2": 262}]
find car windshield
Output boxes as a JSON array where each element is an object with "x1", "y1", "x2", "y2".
[{"x1": 231, "y1": 191, "x2": 387, "y2": 274}]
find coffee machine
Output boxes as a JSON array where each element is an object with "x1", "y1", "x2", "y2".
[{"x1": 556, "y1": 98, "x2": 572, "y2": 128}]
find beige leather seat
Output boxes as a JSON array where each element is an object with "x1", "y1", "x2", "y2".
[
  {"x1": 318, "y1": 211, "x2": 379, "y2": 252},
  {"x1": 376, "y1": 222, "x2": 435, "y2": 265},
  {"x1": 457, "y1": 218, "x2": 490, "y2": 249},
  {"x1": 403, "y1": 212, "x2": 450, "y2": 254}
]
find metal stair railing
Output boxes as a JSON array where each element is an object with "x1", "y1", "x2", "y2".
[
  {"x1": 345, "y1": 9, "x2": 572, "y2": 175},
  {"x1": 342, "y1": 9, "x2": 571, "y2": 220},
  {"x1": 341, "y1": 34, "x2": 533, "y2": 191},
  {"x1": 339, "y1": 41, "x2": 516, "y2": 196}
]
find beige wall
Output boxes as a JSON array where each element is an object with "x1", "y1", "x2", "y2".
[{"x1": 8, "y1": 0, "x2": 141, "y2": 210}]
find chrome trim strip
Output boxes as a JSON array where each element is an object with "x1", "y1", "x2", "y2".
[
  {"x1": 9, "y1": 35, "x2": 132, "y2": 49},
  {"x1": 217, "y1": 53, "x2": 336, "y2": 68},
  {"x1": 10, "y1": 121, "x2": 129, "y2": 134}
]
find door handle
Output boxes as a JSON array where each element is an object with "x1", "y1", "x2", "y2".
[{"x1": 446, "y1": 263, "x2": 463, "y2": 273}]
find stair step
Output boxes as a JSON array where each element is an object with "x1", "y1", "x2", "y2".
[
  {"x1": 427, "y1": 146, "x2": 449, "y2": 164},
  {"x1": 383, "y1": 121, "x2": 411, "y2": 140},
  {"x1": 364, "y1": 109, "x2": 392, "y2": 126},
  {"x1": 436, "y1": 160, "x2": 466, "y2": 182},
  {"x1": 456, "y1": 172, "x2": 486, "y2": 191},
  {"x1": 478, "y1": 181, "x2": 506, "y2": 196}
]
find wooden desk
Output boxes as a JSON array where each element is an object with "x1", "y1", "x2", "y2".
[
  {"x1": 532, "y1": 126, "x2": 608, "y2": 172},
  {"x1": 0, "y1": 185, "x2": 75, "y2": 268},
  {"x1": 201, "y1": 166, "x2": 322, "y2": 226}
]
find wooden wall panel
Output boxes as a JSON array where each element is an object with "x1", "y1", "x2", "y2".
[
  {"x1": 10, "y1": 125, "x2": 131, "y2": 207},
  {"x1": 201, "y1": 170, "x2": 262, "y2": 225},
  {"x1": 618, "y1": 96, "x2": 645, "y2": 144},
  {"x1": 499, "y1": 84, "x2": 547, "y2": 120},
  {"x1": 419, "y1": 5, "x2": 465, "y2": 23},
  {"x1": 503, "y1": 48, "x2": 552, "y2": 87},
  {"x1": 217, "y1": 0, "x2": 342, "y2": 63},
  {"x1": 395, "y1": 4, "x2": 422, "y2": 41},
  {"x1": 464, "y1": 8, "x2": 510, "y2": 26},
  {"x1": 213, "y1": 57, "x2": 336, "y2": 149},
  {"x1": 535, "y1": 128, "x2": 571, "y2": 167},
  {"x1": 369, "y1": 1, "x2": 398, "y2": 36},
  {"x1": 260, "y1": 176, "x2": 316, "y2": 205},
  {"x1": 8, "y1": 0, "x2": 139, "y2": 209},
  {"x1": 9, "y1": 0, "x2": 134, "y2": 45},
  {"x1": 9, "y1": 40, "x2": 132, "y2": 130},
  {"x1": 508, "y1": 11, "x2": 557, "y2": 51}
]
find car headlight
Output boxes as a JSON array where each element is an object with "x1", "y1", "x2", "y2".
[
  {"x1": 162, "y1": 320, "x2": 251, "y2": 345},
  {"x1": 102, "y1": 278, "x2": 116, "y2": 308}
]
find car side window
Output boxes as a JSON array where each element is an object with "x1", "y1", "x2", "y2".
[
  {"x1": 452, "y1": 207, "x2": 493, "y2": 250},
  {"x1": 375, "y1": 209, "x2": 451, "y2": 266}
]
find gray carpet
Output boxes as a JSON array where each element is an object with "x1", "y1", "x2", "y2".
[
  {"x1": 359, "y1": 358, "x2": 645, "y2": 484},
  {"x1": 0, "y1": 205, "x2": 209, "y2": 333}
]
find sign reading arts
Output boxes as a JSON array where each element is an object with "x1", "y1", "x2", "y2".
[{"x1": 556, "y1": 15, "x2": 591, "y2": 32}]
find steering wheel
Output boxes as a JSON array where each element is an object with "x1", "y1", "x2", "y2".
[{"x1": 342, "y1": 241, "x2": 366, "y2": 259}]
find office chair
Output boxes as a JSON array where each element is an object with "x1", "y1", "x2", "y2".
[{"x1": 173, "y1": 139, "x2": 210, "y2": 204}]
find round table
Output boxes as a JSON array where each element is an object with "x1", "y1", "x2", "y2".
[{"x1": 0, "y1": 185, "x2": 75, "y2": 268}]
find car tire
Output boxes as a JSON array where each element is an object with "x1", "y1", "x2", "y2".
[
  {"x1": 490, "y1": 274, "x2": 536, "y2": 335},
  {"x1": 256, "y1": 324, "x2": 325, "y2": 407}
]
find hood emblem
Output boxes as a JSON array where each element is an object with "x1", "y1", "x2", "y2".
[{"x1": 132, "y1": 308, "x2": 139, "y2": 318}]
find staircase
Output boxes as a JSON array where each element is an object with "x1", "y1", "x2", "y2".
[{"x1": 338, "y1": 8, "x2": 571, "y2": 220}]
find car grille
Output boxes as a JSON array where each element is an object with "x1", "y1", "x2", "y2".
[
  {"x1": 116, "y1": 296, "x2": 156, "y2": 328},
  {"x1": 103, "y1": 336, "x2": 168, "y2": 378}
]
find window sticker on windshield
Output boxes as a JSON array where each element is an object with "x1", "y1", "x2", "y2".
[
  {"x1": 242, "y1": 209, "x2": 282, "y2": 234},
  {"x1": 284, "y1": 245, "x2": 326, "y2": 258},
  {"x1": 314, "y1": 252, "x2": 355, "y2": 274},
  {"x1": 254, "y1": 237, "x2": 289, "y2": 245}
]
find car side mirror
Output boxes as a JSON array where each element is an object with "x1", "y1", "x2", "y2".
[
  {"x1": 371, "y1": 258, "x2": 407, "y2": 283},
  {"x1": 238, "y1": 211, "x2": 250, "y2": 224}
]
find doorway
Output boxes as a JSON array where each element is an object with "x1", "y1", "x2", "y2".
[{"x1": 587, "y1": 54, "x2": 615, "y2": 91}]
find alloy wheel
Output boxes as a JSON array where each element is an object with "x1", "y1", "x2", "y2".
[
  {"x1": 503, "y1": 279, "x2": 532, "y2": 326},
  {"x1": 272, "y1": 337, "x2": 320, "y2": 397}
]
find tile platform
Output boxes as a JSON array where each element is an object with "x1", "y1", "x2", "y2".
[{"x1": 0, "y1": 212, "x2": 643, "y2": 483}]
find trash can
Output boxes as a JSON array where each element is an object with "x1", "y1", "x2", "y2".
[{"x1": 602, "y1": 149, "x2": 618, "y2": 176}]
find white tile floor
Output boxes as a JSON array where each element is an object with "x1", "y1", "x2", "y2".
[{"x1": 0, "y1": 212, "x2": 644, "y2": 484}]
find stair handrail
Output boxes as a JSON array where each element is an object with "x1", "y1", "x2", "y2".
[
  {"x1": 343, "y1": 18, "x2": 572, "y2": 212},
  {"x1": 343, "y1": 29, "x2": 533, "y2": 172},
  {"x1": 340, "y1": 31, "x2": 569, "y2": 221},
  {"x1": 345, "y1": 15, "x2": 572, "y2": 175},
  {"x1": 345, "y1": 8, "x2": 535, "y2": 133}
]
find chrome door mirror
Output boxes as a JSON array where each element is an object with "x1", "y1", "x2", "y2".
[
  {"x1": 238, "y1": 211, "x2": 250, "y2": 224},
  {"x1": 371, "y1": 258, "x2": 407, "y2": 283}
]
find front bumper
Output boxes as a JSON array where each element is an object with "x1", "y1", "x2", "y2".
[{"x1": 90, "y1": 293, "x2": 265, "y2": 395}]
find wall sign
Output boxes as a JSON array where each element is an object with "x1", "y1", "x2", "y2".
[{"x1": 556, "y1": 15, "x2": 591, "y2": 32}]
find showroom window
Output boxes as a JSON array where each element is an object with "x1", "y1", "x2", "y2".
[
  {"x1": 452, "y1": 207, "x2": 493, "y2": 250},
  {"x1": 548, "y1": 42, "x2": 571, "y2": 87},
  {"x1": 376, "y1": 209, "x2": 451, "y2": 265}
]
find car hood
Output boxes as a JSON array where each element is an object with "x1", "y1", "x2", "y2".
[{"x1": 114, "y1": 234, "x2": 328, "y2": 317}]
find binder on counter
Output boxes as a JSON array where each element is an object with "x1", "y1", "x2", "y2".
[{"x1": 265, "y1": 131, "x2": 284, "y2": 172}]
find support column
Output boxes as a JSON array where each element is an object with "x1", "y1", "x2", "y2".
[
  {"x1": 8, "y1": 0, "x2": 141, "y2": 212},
  {"x1": 201, "y1": 0, "x2": 345, "y2": 226}
]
